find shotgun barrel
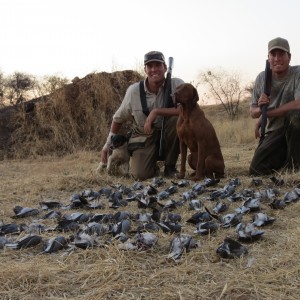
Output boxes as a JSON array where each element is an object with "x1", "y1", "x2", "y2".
[
  {"x1": 158, "y1": 57, "x2": 174, "y2": 158},
  {"x1": 260, "y1": 59, "x2": 272, "y2": 141}
]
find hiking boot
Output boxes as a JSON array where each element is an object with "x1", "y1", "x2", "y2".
[{"x1": 163, "y1": 165, "x2": 178, "y2": 178}]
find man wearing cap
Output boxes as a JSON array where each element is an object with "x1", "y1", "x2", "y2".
[
  {"x1": 249, "y1": 37, "x2": 300, "y2": 175},
  {"x1": 100, "y1": 51, "x2": 184, "y2": 180}
]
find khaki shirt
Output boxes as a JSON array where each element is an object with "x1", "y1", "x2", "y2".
[
  {"x1": 251, "y1": 65, "x2": 300, "y2": 133},
  {"x1": 113, "y1": 77, "x2": 184, "y2": 133}
]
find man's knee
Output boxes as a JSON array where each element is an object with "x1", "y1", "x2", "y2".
[
  {"x1": 130, "y1": 149, "x2": 157, "y2": 180},
  {"x1": 131, "y1": 165, "x2": 157, "y2": 181},
  {"x1": 287, "y1": 111, "x2": 300, "y2": 128},
  {"x1": 249, "y1": 162, "x2": 271, "y2": 176}
]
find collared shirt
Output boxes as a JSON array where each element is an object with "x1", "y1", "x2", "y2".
[
  {"x1": 113, "y1": 77, "x2": 184, "y2": 133},
  {"x1": 251, "y1": 65, "x2": 300, "y2": 132}
]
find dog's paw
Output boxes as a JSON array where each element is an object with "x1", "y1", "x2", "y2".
[
  {"x1": 177, "y1": 173, "x2": 185, "y2": 179},
  {"x1": 122, "y1": 173, "x2": 131, "y2": 179},
  {"x1": 96, "y1": 162, "x2": 107, "y2": 173},
  {"x1": 191, "y1": 175, "x2": 204, "y2": 182}
]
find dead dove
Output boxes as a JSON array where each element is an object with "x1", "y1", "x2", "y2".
[
  {"x1": 12, "y1": 206, "x2": 40, "y2": 218},
  {"x1": 0, "y1": 236, "x2": 11, "y2": 249},
  {"x1": 167, "y1": 234, "x2": 198, "y2": 260},
  {"x1": 216, "y1": 237, "x2": 248, "y2": 259},
  {"x1": 135, "y1": 232, "x2": 158, "y2": 250},
  {"x1": 194, "y1": 221, "x2": 219, "y2": 235},
  {"x1": 236, "y1": 223, "x2": 264, "y2": 242},
  {"x1": 39, "y1": 201, "x2": 62, "y2": 210},
  {"x1": 6, "y1": 234, "x2": 43, "y2": 249},
  {"x1": 42, "y1": 236, "x2": 69, "y2": 253},
  {"x1": 252, "y1": 213, "x2": 276, "y2": 227},
  {"x1": 72, "y1": 232, "x2": 100, "y2": 249},
  {"x1": 82, "y1": 222, "x2": 111, "y2": 236},
  {"x1": 0, "y1": 223, "x2": 26, "y2": 235}
]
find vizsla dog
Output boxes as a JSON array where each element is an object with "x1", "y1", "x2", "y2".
[{"x1": 174, "y1": 83, "x2": 225, "y2": 181}]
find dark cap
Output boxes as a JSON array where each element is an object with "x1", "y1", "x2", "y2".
[
  {"x1": 144, "y1": 51, "x2": 165, "y2": 65},
  {"x1": 268, "y1": 37, "x2": 290, "y2": 53}
]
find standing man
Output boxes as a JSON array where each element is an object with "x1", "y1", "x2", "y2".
[
  {"x1": 249, "y1": 37, "x2": 300, "y2": 175},
  {"x1": 100, "y1": 51, "x2": 184, "y2": 180}
]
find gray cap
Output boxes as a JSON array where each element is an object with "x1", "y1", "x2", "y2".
[
  {"x1": 268, "y1": 37, "x2": 290, "y2": 53},
  {"x1": 144, "y1": 51, "x2": 165, "y2": 65}
]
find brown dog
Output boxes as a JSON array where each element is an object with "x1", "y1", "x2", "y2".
[{"x1": 174, "y1": 83, "x2": 225, "y2": 181}]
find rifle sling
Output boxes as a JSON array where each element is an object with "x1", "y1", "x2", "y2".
[
  {"x1": 139, "y1": 81, "x2": 149, "y2": 116},
  {"x1": 139, "y1": 80, "x2": 175, "y2": 117}
]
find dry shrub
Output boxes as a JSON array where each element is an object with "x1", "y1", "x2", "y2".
[{"x1": 8, "y1": 71, "x2": 143, "y2": 158}]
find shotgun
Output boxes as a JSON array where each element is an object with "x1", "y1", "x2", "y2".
[
  {"x1": 158, "y1": 57, "x2": 174, "y2": 158},
  {"x1": 260, "y1": 59, "x2": 272, "y2": 142}
]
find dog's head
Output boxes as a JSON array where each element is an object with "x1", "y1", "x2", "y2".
[
  {"x1": 110, "y1": 134, "x2": 128, "y2": 150},
  {"x1": 174, "y1": 83, "x2": 199, "y2": 107}
]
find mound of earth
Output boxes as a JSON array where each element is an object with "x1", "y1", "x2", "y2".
[{"x1": 0, "y1": 70, "x2": 143, "y2": 160}]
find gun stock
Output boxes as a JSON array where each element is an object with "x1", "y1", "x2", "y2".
[
  {"x1": 158, "y1": 57, "x2": 174, "y2": 158},
  {"x1": 260, "y1": 59, "x2": 272, "y2": 141}
]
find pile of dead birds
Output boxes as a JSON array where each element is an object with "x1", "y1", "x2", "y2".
[{"x1": 1, "y1": 176, "x2": 299, "y2": 261}]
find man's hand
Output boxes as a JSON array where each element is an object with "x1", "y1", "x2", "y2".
[
  {"x1": 100, "y1": 146, "x2": 109, "y2": 165},
  {"x1": 255, "y1": 121, "x2": 261, "y2": 139},
  {"x1": 258, "y1": 93, "x2": 270, "y2": 109},
  {"x1": 144, "y1": 109, "x2": 157, "y2": 134},
  {"x1": 100, "y1": 132, "x2": 116, "y2": 165},
  {"x1": 250, "y1": 93, "x2": 270, "y2": 118}
]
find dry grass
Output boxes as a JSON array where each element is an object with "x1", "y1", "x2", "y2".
[{"x1": 1, "y1": 147, "x2": 300, "y2": 299}]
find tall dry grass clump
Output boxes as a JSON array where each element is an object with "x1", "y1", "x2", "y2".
[
  {"x1": 213, "y1": 117, "x2": 257, "y2": 146},
  {"x1": 203, "y1": 99, "x2": 257, "y2": 147},
  {"x1": 8, "y1": 71, "x2": 143, "y2": 158}
]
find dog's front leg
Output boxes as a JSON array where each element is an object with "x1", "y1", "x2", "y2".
[
  {"x1": 107, "y1": 155, "x2": 113, "y2": 173},
  {"x1": 123, "y1": 161, "x2": 130, "y2": 178},
  {"x1": 194, "y1": 143, "x2": 205, "y2": 181},
  {"x1": 178, "y1": 141, "x2": 187, "y2": 179}
]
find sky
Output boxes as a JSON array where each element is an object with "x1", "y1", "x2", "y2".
[{"x1": 1, "y1": 0, "x2": 300, "y2": 85}]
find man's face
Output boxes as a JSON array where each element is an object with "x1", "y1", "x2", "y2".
[
  {"x1": 268, "y1": 49, "x2": 291, "y2": 75},
  {"x1": 144, "y1": 62, "x2": 167, "y2": 84}
]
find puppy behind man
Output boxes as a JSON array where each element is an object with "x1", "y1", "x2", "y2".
[
  {"x1": 97, "y1": 134, "x2": 130, "y2": 176},
  {"x1": 174, "y1": 83, "x2": 225, "y2": 181}
]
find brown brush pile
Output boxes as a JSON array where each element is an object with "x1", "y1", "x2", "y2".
[{"x1": 0, "y1": 70, "x2": 143, "y2": 159}]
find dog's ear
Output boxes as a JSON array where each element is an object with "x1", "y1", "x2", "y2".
[
  {"x1": 120, "y1": 135, "x2": 128, "y2": 144},
  {"x1": 192, "y1": 86, "x2": 199, "y2": 105}
]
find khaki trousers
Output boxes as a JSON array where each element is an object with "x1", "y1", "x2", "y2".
[{"x1": 130, "y1": 116, "x2": 179, "y2": 180}]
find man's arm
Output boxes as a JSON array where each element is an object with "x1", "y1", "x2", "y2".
[
  {"x1": 250, "y1": 105, "x2": 262, "y2": 119},
  {"x1": 144, "y1": 107, "x2": 180, "y2": 134},
  {"x1": 100, "y1": 121, "x2": 123, "y2": 164},
  {"x1": 250, "y1": 93, "x2": 270, "y2": 118},
  {"x1": 254, "y1": 116, "x2": 262, "y2": 139},
  {"x1": 267, "y1": 99, "x2": 300, "y2": 117},
  {"x1": 251, "y1": 98, "x2": 300, "y2": 139}
]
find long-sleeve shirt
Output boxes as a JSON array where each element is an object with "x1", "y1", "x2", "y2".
[{"x1": 113, "y1": 77, "x2": 184, "y2": 134}]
